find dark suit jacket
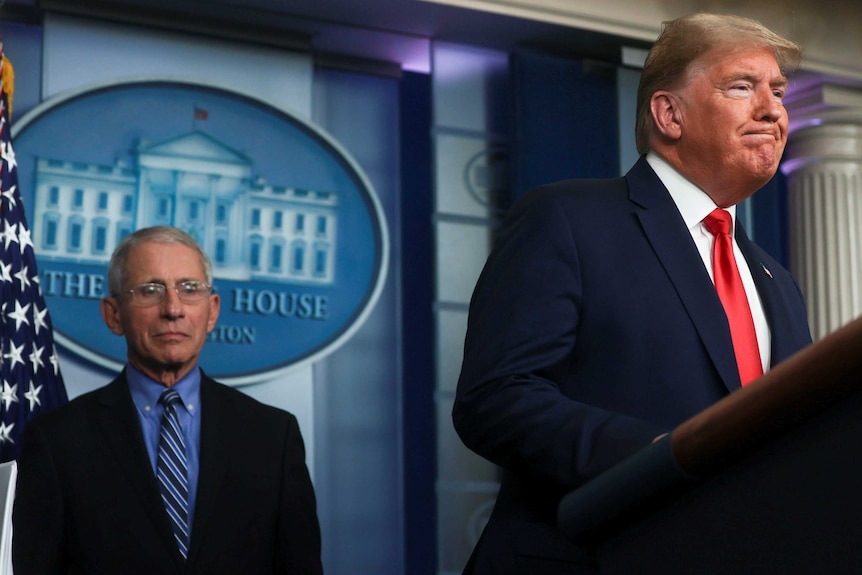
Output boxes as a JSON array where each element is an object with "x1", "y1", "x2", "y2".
[
  {"x1": 452, "y1": 156, "x2": 812, "y2": 574},
  {"x1": 13, "y1": 369, "x2": 322, "y2": 575}
]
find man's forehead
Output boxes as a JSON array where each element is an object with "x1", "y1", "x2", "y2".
[
  {"x1": 684, "y1": 46, "x2": 784, "y2": 85},
  {"x1": 127, "y1": 241, "x2": 206, "y2": 273},
  {"x1": 697, "y1": 45, "x2": 780, "y2": 71}
]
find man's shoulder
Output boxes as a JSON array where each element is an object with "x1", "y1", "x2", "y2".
[
  {"x1": 507, "y1": 175, "x2": 632, "y2": 230},
  {"x1": 530, "y1": 173, "x2": 628, "y2": 198},
  {"x1": 23, "y1": 376, "x2": 123, "y2": 436},
  {"x1": 201, "y1": 373, "x2": 296, "y2": 420},
  {"x1": 200, "y1": 376, "x2": 301, "y2": 444},
  {"x1": 525, "y1": 156, "x2": 651, "y2": 200}
]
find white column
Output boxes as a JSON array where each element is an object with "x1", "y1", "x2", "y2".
[{"x1": 783, "y1": 81, "x2": 862, "y2": 340}]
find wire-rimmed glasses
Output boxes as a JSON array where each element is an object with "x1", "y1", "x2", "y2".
[{"x1": 123, "y1": 281, "x2": 212, "y2": 306}]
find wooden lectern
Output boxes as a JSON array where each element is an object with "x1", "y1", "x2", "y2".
[{"x1": 558, "y1": 315, "x2": 862, "y2": 574}]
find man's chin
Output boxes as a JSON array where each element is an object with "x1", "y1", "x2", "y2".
[
  {"x1": 132, "y1": 357, "x2": 196, "y2": 384},
  {"x1": 750, "y1": 147, "x2": 782, "y2": 175},
  {"x1": 742, "y1": 157, "x2": 781, "y2": 189}
]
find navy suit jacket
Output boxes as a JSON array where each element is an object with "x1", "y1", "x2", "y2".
[
  {"x1": 452, "y1": 157, "x2": 812, "y2": 574},
  {"x1": 13, "y1": 369, "x2": 322, "y2": 575}
]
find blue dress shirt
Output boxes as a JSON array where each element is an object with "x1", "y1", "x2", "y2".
[{"x1": 127, "y1": 364, "x2": 201, "y2": 533}]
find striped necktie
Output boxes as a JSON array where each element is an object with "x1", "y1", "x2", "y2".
[{"x1": 157, "y1": 388, "x2": 190, "y2": 559}]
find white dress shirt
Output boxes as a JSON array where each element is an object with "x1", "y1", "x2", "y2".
[{"x1": 646, "y1": 153, "x2": 771, "y2": 373}]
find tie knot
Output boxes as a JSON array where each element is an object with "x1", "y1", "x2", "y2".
[
  {"x1": 159, "y1": 388, "x2": 182, "y2": 408},
  {"x1": 704, "y1": 208, "x2": 732, "y2": 237}
]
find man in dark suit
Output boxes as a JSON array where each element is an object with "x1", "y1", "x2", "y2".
[
  {"x1": 452, "y1": 13, "x2": 812, "y2": 575},
  {"x1": 13, "y1": 226, "x2": 322, "y2": 574}
]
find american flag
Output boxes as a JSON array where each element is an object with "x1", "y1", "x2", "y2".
[{"x1": 0, "y1": 48, "x2": 68, "y2": 463}]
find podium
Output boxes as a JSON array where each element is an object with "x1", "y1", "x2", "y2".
[{"x1": 558, "y1": 315, "x2": 862, "y2": 574}]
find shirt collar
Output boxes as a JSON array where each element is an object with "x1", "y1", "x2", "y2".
[
  {"x1": 127, "y1": 363, "x2": 201, "y2": 419},
  {"x1": 646, "y1": 152, "x2": 736, "y2": 234}
]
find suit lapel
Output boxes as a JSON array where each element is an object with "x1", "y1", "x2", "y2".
[
  {"x1": 627, "y1": 157, "x2": 742, "y2": 393},
  {"x1": 735, "y1": 225, "x2": 797, "y2": 366},
  {"x1": 92, "y1": 373, "x2": 187, "y2": 567},
  {"x1": 187, "y1": 374, "x2": 233, "y2": 564}
]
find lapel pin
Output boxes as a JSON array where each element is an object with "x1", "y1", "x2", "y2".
[{"x1": 761, "y1": 263, "x2": 773, "y2": 278}]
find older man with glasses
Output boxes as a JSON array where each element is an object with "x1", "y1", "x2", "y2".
[{"x1": 13, "y1": 226, "x2": 323, "y2": 575}]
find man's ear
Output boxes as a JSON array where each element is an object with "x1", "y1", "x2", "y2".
[
  {"x1": 650, "y1": 91, "x2": 683, "y2": 141},
  {"x1": 206, "y1": 293, "x2": 221, "y2": 334},
  {"x1": 100, "y1": 297, "x2": 125, "y2": 335}
]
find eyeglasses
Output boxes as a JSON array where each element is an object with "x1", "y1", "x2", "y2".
[{"x1": 123, "y1": 281, "x2": 212, "y2": 306}]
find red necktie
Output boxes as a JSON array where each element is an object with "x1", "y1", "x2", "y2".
[{"x1": 703, "y1": 209, "x2": 763, "y2": 385}]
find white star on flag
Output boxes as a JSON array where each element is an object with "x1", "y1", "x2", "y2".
[
  {"x1": 0, "y1": 422, "x2": 14, "y2": 445},
  {"x1": 0, "y1": 381, "x2": 18, "y2": 411},
  {"x1": 14, "y1": 264, "x2": 30, "y2": 290},
  {"x1": 1, "y1": 184, "x2": 15, "y2": 207},
  {"x1": 29, "y1": 344, "x2": 44, "y2": 373},
  {"x1": 33, "y1": 304, "x2": 48, "y2": 335},
  {"x1": 4, "y1": 342, "x2": 24, "y2": 370},
  {"x1": 49, "y1": 350, "x2": 61, "y2": 376},
  {"x1": 18, "y1": 223, "x2": 32, "y2": 252},
  {"x1": 24, "y1": 383, "x2": 42, "y2": 410},
  {"x1": 1, "y1": 220, "x2": 15, "y2": 249},
  {"x1": 0, "y1": 260, "x2": 10, "y2": 283},
  {"x1": 7, "y1": 299, "x2": 29, "y2": 331},
  {"x1": 1, "y1": 139, "x2": 16, "y2": 171}
]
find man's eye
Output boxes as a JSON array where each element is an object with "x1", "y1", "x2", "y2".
[
  {"x1": 140, "y1": 285, "x2": 161, "y2": 297},
  {"x1": 180, "y1": 282, "x2": 200, "y2": 294}
]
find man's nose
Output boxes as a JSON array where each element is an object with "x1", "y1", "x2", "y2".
[
  {"x1": 755, "y1": 86, "x2": 783, "y2": 122},
  {"x1": 160, "y1": 287, "x2": 185, "y2": 317}
]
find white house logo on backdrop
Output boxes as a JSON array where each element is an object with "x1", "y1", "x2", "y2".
[
  {"x1": 13, "y1": 79, "x2": 389, "y2": 385},
  {"x1": 33, "y1": 132, "x2": 339, "y2": 287}
]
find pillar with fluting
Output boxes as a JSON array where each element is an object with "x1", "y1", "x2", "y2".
[{"x1": 783, "y1": 81, "x2": 862, "y2": 340}]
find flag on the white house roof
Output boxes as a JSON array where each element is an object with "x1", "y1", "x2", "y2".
[{"x1": 0, "y1": 43, "x2": 68, "y2": 463}]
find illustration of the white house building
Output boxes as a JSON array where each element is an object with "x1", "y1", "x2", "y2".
[{"x1": 31, "y1": 130, "x2": 338, "y2": 285}]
